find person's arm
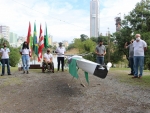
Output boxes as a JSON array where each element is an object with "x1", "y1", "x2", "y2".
[
  {"x1": 8, "y1": 48, "x2": 10, "y2": 55},
  {"x1": 143, "y1": 41, "x2": 147, "y2": 51},
  {"x1": 124, "y1": 42, "x2": 128, "y2": 49},
  {"x1": 20, "y1": 48, "x2": 22, "y2": 55}
]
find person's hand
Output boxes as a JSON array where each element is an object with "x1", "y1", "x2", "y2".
[{"x1": 125, "y1": 42, "x2": 128, "y2": 46}]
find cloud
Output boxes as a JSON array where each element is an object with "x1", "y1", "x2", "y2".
[{"x1": 0, "y1": 0, "x2": 141, "y2": 43}]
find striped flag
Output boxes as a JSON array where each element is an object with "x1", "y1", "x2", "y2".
[{"x1": 38, "y1": 24, "x2": 44, "y2": 62}]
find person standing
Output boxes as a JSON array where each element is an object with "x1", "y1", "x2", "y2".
[
  {"x1": 95, "y1": 40, "x2": 106, "y2": 65},
  {"x1": 20, "y1": 41, "x2": 31, "y2": 74},
  {"x1": 124, "y1": 39, "x2": 134, "y2": 75},
  {"x1": 132, "y1": 34, "x2": 147, "y2": 78},
  {"x1": 55, "y1": 42, "x2": 66, "y2": 72},
  {"x1": 0, "y1": 43, "x2": 11, "y2": 76}
]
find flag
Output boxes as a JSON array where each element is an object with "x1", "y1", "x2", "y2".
[
  {"x1": 26, "y1": 22, "x2": 33, "y2": 56},
  {"x1": 38, "y1": 24, "x2": 44, "y2": 62},
  {"x1": 26, "y1": 22, "x2": 31, "y2": 44},
  {"x1": 33, "y1": 22, "x2": 38, "y2": 56},
  {"x1": 44, "y1": 23, "x2": 49, "y2": 48}
]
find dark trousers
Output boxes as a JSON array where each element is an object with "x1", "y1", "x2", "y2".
[
  {"x1": 57, "y1": 57, "x2": 64, "y2": 71},
  {"x1": 1, "y1": 59, "x2": 11, "y2": 75},
  {"x1": 129, "y1": 57, "x2": 134, "y2": 74}
]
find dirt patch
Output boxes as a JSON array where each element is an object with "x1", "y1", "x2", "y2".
[{"x1": 0, "y1": 70, "x2": 150, "y2": 113}]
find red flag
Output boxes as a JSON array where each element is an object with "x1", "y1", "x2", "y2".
[
  {"x1": 38, "y1": 24, "x2": 44, "y2": 62},
  {"x1": 26, "y1": 22, "x2": 31, "y2": 44}
]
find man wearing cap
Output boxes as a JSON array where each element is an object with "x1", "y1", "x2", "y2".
[
  {"x1": 124, "y1": 39, "x2": 135, "y2": 75},
  {"x1": 132, "y1": 34, "x2": 147, "y2": 78},
  {"x1": 95, "y1": 40, "x2": 106, "y2": 65},
  {"x1": 55, "y1": 42, "x2": 66, "y2": 72}
]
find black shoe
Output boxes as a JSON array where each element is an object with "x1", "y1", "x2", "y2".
[
  {"x1": 128, "y1": 73, "x2": 134, "y2": 75},
  {"x1": 23, "y1": 71, "x2": 25, "y2": 74},
  {"x1": 26, "y1": 71, "x2": 29, "y2": 74},
  {"x1": 8, "y1": 74, "x2": 11, "y2": 75},
  {"x1": 1, "y1": 74, "x2": 4, "y2": 76}
]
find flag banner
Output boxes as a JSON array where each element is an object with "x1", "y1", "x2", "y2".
[
  {"x1": 26, "y1": 22, "x2": 33, "y2": 56},
  {"x1": 44, "y1": 23, "x2": 49, "y2": 48},
  {"x1": 38, "y1": 24, "x2": 44, "y2": 62},
  {"x1": 33, "y1": 22, "x2": 38, "y2": 56}
]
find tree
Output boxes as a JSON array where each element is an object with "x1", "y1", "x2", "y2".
[
  {"x1": 80, "y1": 34, "x2": 88, "y2": 42},
  {"x1": 114, "y1": 0, "x2": 150, "y2": 69}
]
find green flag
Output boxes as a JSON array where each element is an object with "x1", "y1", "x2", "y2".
[
  {"x1": 33, "y1": 22, "x2": 38, "y2": 56},
  {"x1": 44, "y1": 23, "x2": 49, "y2": 48}
]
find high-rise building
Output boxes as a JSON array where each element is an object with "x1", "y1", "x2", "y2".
[
  {"x1": 115, "y1": 17, "x2": 121, "y2": 31},
  {"x1": 0, "y1": 26, "x2": 10, "y2": 41},
  {"x1": 90, "y1": 0, "x2": 100, "y2": 38},
  {"x1": 62, "y1": 40, "x2": 69, "y2": 48},
  {"x1": 48, "y1": 34, "x2": 53, "y2": 46}
]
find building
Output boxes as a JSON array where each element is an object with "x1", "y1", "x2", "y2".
[
  {"x1": 16, "y1": 36, "x2": 26, "y2": 47},
  {"x1": 0, "y1": 25, "x2": 10, "y2": 41},
  {"x1": 9, "y1": 32, "x2": 18, "y2": 43},
  {"x1": 90, "y1": 0, "x2": 100, "y2": 38},
  {"x1": 48, "y1": 35, "x2": 53, "y2": 46},
  {"x1": 62, "y1": 40, "x2": 69, "y2": 48},
  {"x1": 115, "y1": 17, "x2": 121, "y2": 31}
]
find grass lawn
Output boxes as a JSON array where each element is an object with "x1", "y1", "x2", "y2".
[{"x1": 109, "y1": 68, "x2": 150, "y2": 88}]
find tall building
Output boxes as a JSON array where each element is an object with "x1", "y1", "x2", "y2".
[
  {"x1": 0, "y1": 26, "x2": 10, "y2": 41},
  {"x1": 48, "y1": 34, "x2": 53, "y2": 46},
  {"x1": 90, "y1": 0, "x2": 100, "y2": 38},
  {"x1": 115, "y1": 17, "x2": 121, "y2": 31},
  {"x1": 9, "y1": 32, "x2": 18, "y2": 44}
]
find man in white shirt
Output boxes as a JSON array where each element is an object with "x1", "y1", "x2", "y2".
[
  {"x1": 43, "y1": 48, "x2": 54, "y2": 72},
  {"x1": 132, "y1": 34, "x2": 147, "y2": 78},
  {"x1": 0, "y1": 43, "x2": 11, "y2": 76},
  {"x1": 55, "y1": 42, "x2": 66, "y2": 72}
]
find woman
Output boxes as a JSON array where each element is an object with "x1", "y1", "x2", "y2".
[{"x1": 20, "y1": 41, "x2": 31, "y2": 74}]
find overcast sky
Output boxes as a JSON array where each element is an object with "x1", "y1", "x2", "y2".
[{"x1": 0, "y1": 0, "x2": 141, "y2": 43}]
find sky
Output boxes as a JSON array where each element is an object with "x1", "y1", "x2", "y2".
[{"x1": 0, "y1": 0, "x2": 141, "y2": 43}]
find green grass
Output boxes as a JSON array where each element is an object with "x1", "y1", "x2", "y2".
[{"x1": 109, "y1": 68, "x2": 150, "y2": 88}]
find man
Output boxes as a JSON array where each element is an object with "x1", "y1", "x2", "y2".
[
  {"x1": 124, "y1": 39, "x2": 134, "y2": 75},
  {"x1": 0, "y1": 43, "x2": 11, "y2": 76},
  {"x1": 43, "y1": 48, "x2": 54, "y2": 72},
  {"x1": 132, "y1": 34, "x2": 147, "y2": 78},
  {"x1": 95, "y1": 40, "x2": 106, "y2": 65},
  {"x1": 55, "y1": 42, "x2": 66, "y2": 72}
]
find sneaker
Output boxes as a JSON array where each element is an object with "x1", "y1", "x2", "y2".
[
  {"x1": 8, "y1": 74, "x2": 11, "y2": 75},
  {"x1": 26, "y1": 71, "x2": 29, "y2": 74},
  {"x1": 1, "y1": 74, "x2": 4, "y2": 76},
  {"x1": 23, "y1": 71, "x2": 25, "y2": 74}
]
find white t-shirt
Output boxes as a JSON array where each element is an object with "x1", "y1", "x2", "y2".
[
  {"x1": 56, "y1": 47, "x2": 66, "y2": 57},
  {"x1": 0, "y1": 48, "x2": 10, "y2": 59},
  {"x1": 133, "y1": 39, "x2": 147, "y2": 56},
  {"x1": 43, "y1": 53, "x2": 53, "y2": 61},
  {"x1": 20, "y1": 48, "x2": 31, "y2": 55}
]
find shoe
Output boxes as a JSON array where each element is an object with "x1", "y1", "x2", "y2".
[
  {"x1": 26, "y1": 71, "x2": 29, "y2": 74},
  {"x1": 8, "y1": 74, "x2": 11, "y2": 75},
  {"x1": 138, "y1": 76, "x2": 142, "y2": 79},
  {"x1": 1, "y1": 74, "x2": 4, "y2": 76},
  {"x1": 132, "y1": 76, "x2": 138, "y2": 78},
  {"x1": 23, "y1": 71, "x2": 25, "y2": 74},
  {"x1": 128, "y1": 73, "x2": 134, "y2": 75}
]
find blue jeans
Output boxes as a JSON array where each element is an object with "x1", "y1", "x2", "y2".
[
  {"x1": 1, "y1": 59, "x2": 11, "y2": 75},
  {"x1": 129, "y1": 57, "x2": 134, "y2": 74},
  {"x1": 22, "y1": 55, "x2": 30, "y2": 71},
  {"x1": 96, "y1": 57, "x2": 104, "y2": 65},
  {"x1": 134, "y1": 56, "x2": 144, "y2": 77}
]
